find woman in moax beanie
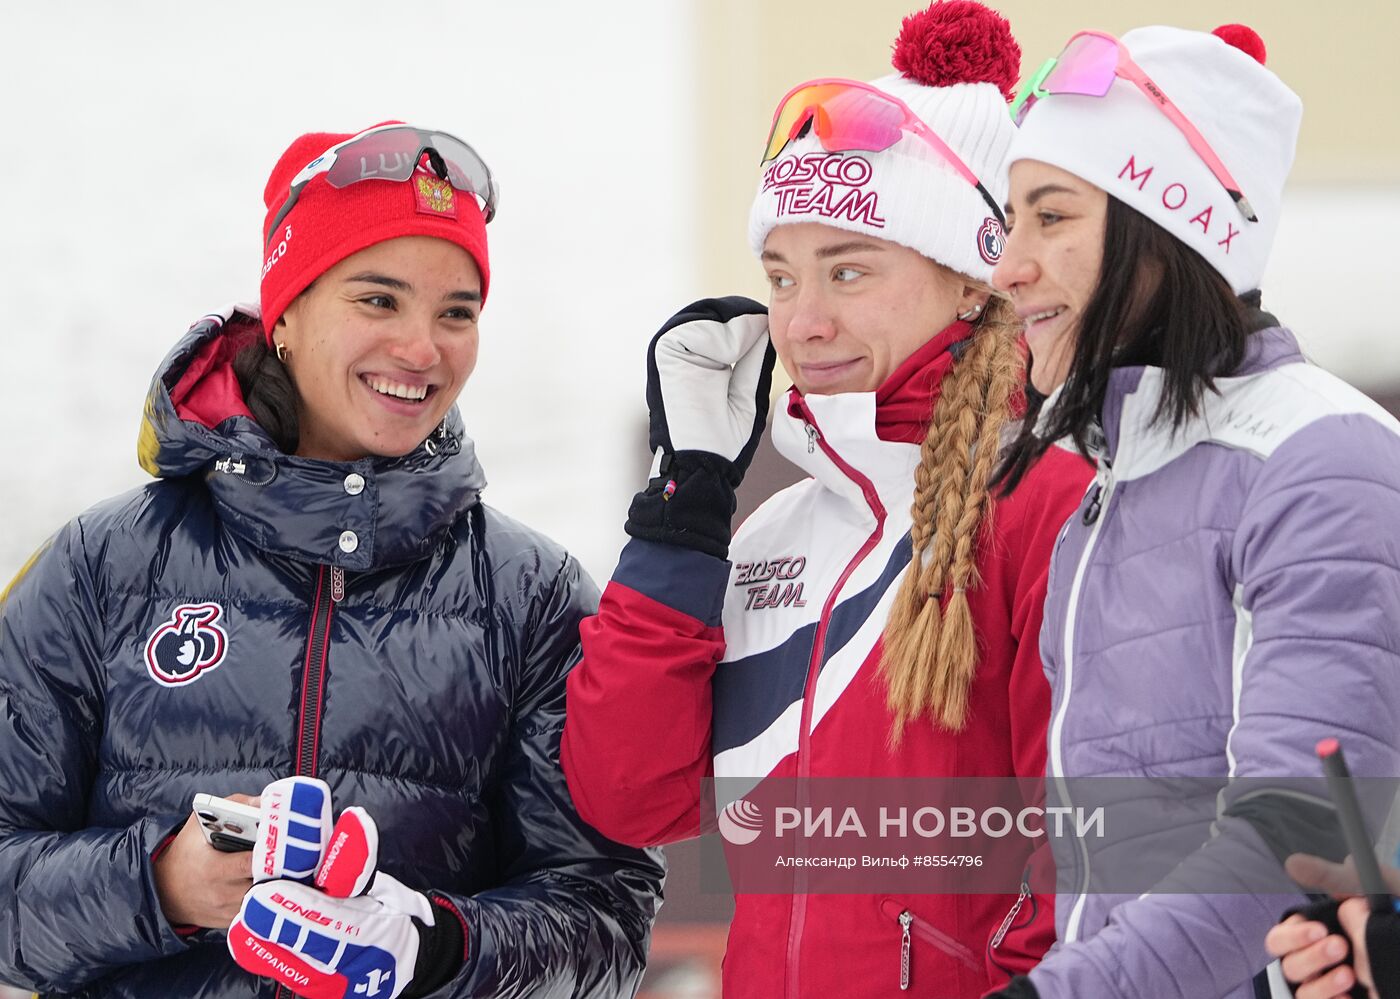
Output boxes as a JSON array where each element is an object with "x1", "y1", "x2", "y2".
[
  {"x1": 982, "y1": 24, "x2": 1400, "y2": 999},
  {"x1": 0, "y1": 122, "x2": 662, "y2": 998},
  {"x1": 562, "y1": 4, "x2": 1093, "y2": 996}
]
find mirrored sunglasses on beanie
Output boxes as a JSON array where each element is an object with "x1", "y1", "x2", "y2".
[
  {"x1": 763, "y1": 76, "x2": 1006, "y2": 227},
  {"x1": 265, "y1": 123, "x2": 500, "y2": 248},
  {"x1": 1010, "y1": 30, "x2": 1257, "y2": 222}
]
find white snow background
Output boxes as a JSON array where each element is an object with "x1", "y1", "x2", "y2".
[{"x1": 0, "y1": 0, "x2": 699, "y2": 588}]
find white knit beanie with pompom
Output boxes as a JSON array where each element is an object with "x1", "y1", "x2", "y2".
[{"x1": 748, "y1": 0, "x2": 1021, "y2": 285}]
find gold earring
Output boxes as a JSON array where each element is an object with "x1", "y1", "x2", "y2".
[{"x1": 275, "y1": 341, "x2": 288, "y2": 363}]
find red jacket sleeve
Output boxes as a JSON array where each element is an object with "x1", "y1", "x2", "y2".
[
  {"x1": 984, "y1": 445, "x2": 1093, "y2": 988},
  {"x1": 562, "y1": 539, "x2": 730, "y2": 848}
]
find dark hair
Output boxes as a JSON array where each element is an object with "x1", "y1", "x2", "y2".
[
  {"x1": 993, "y1": 195, "x2": 1249, "y2": 493},
  {"x1": 232, "y1": 329, "x2": 300, "y2": 454}
]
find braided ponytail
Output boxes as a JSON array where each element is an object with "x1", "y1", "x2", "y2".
[{"x1": 878, "y1": 296, "x2": 1023, "y2": 744}]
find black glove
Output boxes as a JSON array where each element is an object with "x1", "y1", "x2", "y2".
[
  {"x1": 1366, "y1": 908, "x2": 1400, "y2": 999},
  {"x1": 625, "y1": 296, "x2": 775, "y2": 559},
  {"x1": 1280, "y1": 898, "x2": 1372, "y2": 998},
  {"x1": 987, "y1": 975, "x2": 1040, "y2": 998}
]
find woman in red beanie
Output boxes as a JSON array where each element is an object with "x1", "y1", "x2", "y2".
[{"x1": 0, "y1": 123, "x2": 662, "y2": 999}]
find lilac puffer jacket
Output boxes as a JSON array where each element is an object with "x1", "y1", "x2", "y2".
[{"x1": 1028, "y1": 326, "x2": 1400, "y2": 999}]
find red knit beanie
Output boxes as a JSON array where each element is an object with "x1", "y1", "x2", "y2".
[{"x1": 258, "y1": 124, "x2": 492, "y2": 339}]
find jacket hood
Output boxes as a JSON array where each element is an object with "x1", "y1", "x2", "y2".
[{"x1": 136, "y1": 306, "x2": 487, "y2": 570}]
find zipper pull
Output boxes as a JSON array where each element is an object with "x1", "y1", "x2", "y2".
[
  {"x1": 806, "y1": 423, "x2": 819, "y2": 454},
  {"x1": 899, "y1": 910, "x2": 912, "y2": 991},
  {"x1": 330, "y1": 566, "x2": 346, "y2": 603},
  {"x1": 1082, "y1": 458, "x2": 1113, "y2": 525},
  {"x1": 1082, "y1": 485, "x2": 1103, "y2": 525},
  {"x1": 991, "y1": 877, "x2": 1032, "y2": 949}
]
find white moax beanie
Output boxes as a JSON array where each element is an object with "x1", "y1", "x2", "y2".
[
  {"x1": 1008, "y1": 24, "x2": 1302, "y2": 295},
  {"x1": 747, "y1": 1, "x2": 1021, "y2": 286}
]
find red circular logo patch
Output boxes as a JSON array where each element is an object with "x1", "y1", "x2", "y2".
[{"x1": 978, "y1": 217, "x2": 1006, "y2": 265}]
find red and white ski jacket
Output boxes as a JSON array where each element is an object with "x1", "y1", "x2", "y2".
[{"x1": 564, "y1": 332, "x2": 1092, "y2": 998}]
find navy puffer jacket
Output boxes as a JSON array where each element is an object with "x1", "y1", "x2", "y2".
[{"x1": 0, "y1": 309, "x2": 664, "y2": 998}]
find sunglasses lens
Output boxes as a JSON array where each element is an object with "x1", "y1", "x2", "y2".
[
  {"x1": 428, "y1": 134, "x2": 491, "y2": 192},
  {"x1": 316, "y1": 126, "x2": 497, "y2": 221},
  {"x1": 764, "y1": 83, "x2": 907, "y2": 162},
  {"x1": 1043, "y1": 34, "x2": 1119, "y2": 97},
  {"x1": 426, "y1": 133, "x2": 499, "y2": 221},
  {"x1": 323, "y1": 128, "x2": 424, "y2": 187},
  {"x1": 818, "y1": 88, "x2": 904, "y2": 153},
  {"x1": 765, "y1": 84, "x2": 832, "y2": 161}
]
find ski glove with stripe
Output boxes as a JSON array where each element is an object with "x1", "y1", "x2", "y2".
[
  {"x1": 253, "y1": 777, "x2": 333, "y2": 884},
  {"x1": 230, "y1": 805, "x2": 465, "y2": 999}
]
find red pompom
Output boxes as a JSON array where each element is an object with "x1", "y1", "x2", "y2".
[
  {"x1": 1212, "y1": 24, "x2": 1266, "y2": 65},
  {"x1": 892, "y1": 1, "x2": 1021, "y2": 102}
]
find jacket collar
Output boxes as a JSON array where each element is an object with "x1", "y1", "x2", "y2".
[
  {"x1": 770, "y1": 321, "x2": 972, "y2": 511},
  {"x1": 1098, "y1": 325, "x2": 1303, "y2": 463},
  {"x1": 138, "y1": 307, "x2": 486, "y2": 570}
]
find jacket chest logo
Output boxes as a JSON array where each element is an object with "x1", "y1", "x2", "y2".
[
  {"x1": 144, "y1": 602, "x2": 229, "y2": 686},
  {"x1": 733, "y1": 555, "x2": 809, "y2": 611}
]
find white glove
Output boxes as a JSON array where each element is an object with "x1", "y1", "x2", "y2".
[
  {"x1": 627, "y1": 297, "x2": 776, "y2": 559},
  {"x1": 646, "y1": 297, "x2": 774, "y2": 465},
  {"x1": 231, "y1": 807, "x2": 464, "y2": 999},
  {"x1": 253, "y1": 776, "x2": 333, "y2": 884}
]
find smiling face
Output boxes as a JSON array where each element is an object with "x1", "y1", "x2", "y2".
[
  {"x1": 761, "y1": 223, "x2": 988, "y2": 396},
  {"x1": 273, "y1": 235, "x2": 482, "y2": 462},
  {"x1": 992, "y1": 160, "x2": 1108, "y2": 395}
]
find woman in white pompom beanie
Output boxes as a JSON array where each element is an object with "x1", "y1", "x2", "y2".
[
  {"x1": 563, "y1": 2, "x2": 1102, "y2": 996},
  {"x1": 986, "y1": 23, "x2": 1400, "y2": 999}
]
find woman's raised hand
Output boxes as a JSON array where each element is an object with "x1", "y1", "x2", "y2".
[{"x1": 625, "y1": 297, "x2": 775, "y2": 559}]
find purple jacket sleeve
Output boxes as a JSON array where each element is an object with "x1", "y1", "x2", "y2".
[{"x1": 1030, "y1": 415, "x2": 1400, "y2": 999}]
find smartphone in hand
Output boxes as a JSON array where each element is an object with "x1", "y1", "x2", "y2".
[{"x1": 192, "y1": 793, "x2": 261, "y2": 853}]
